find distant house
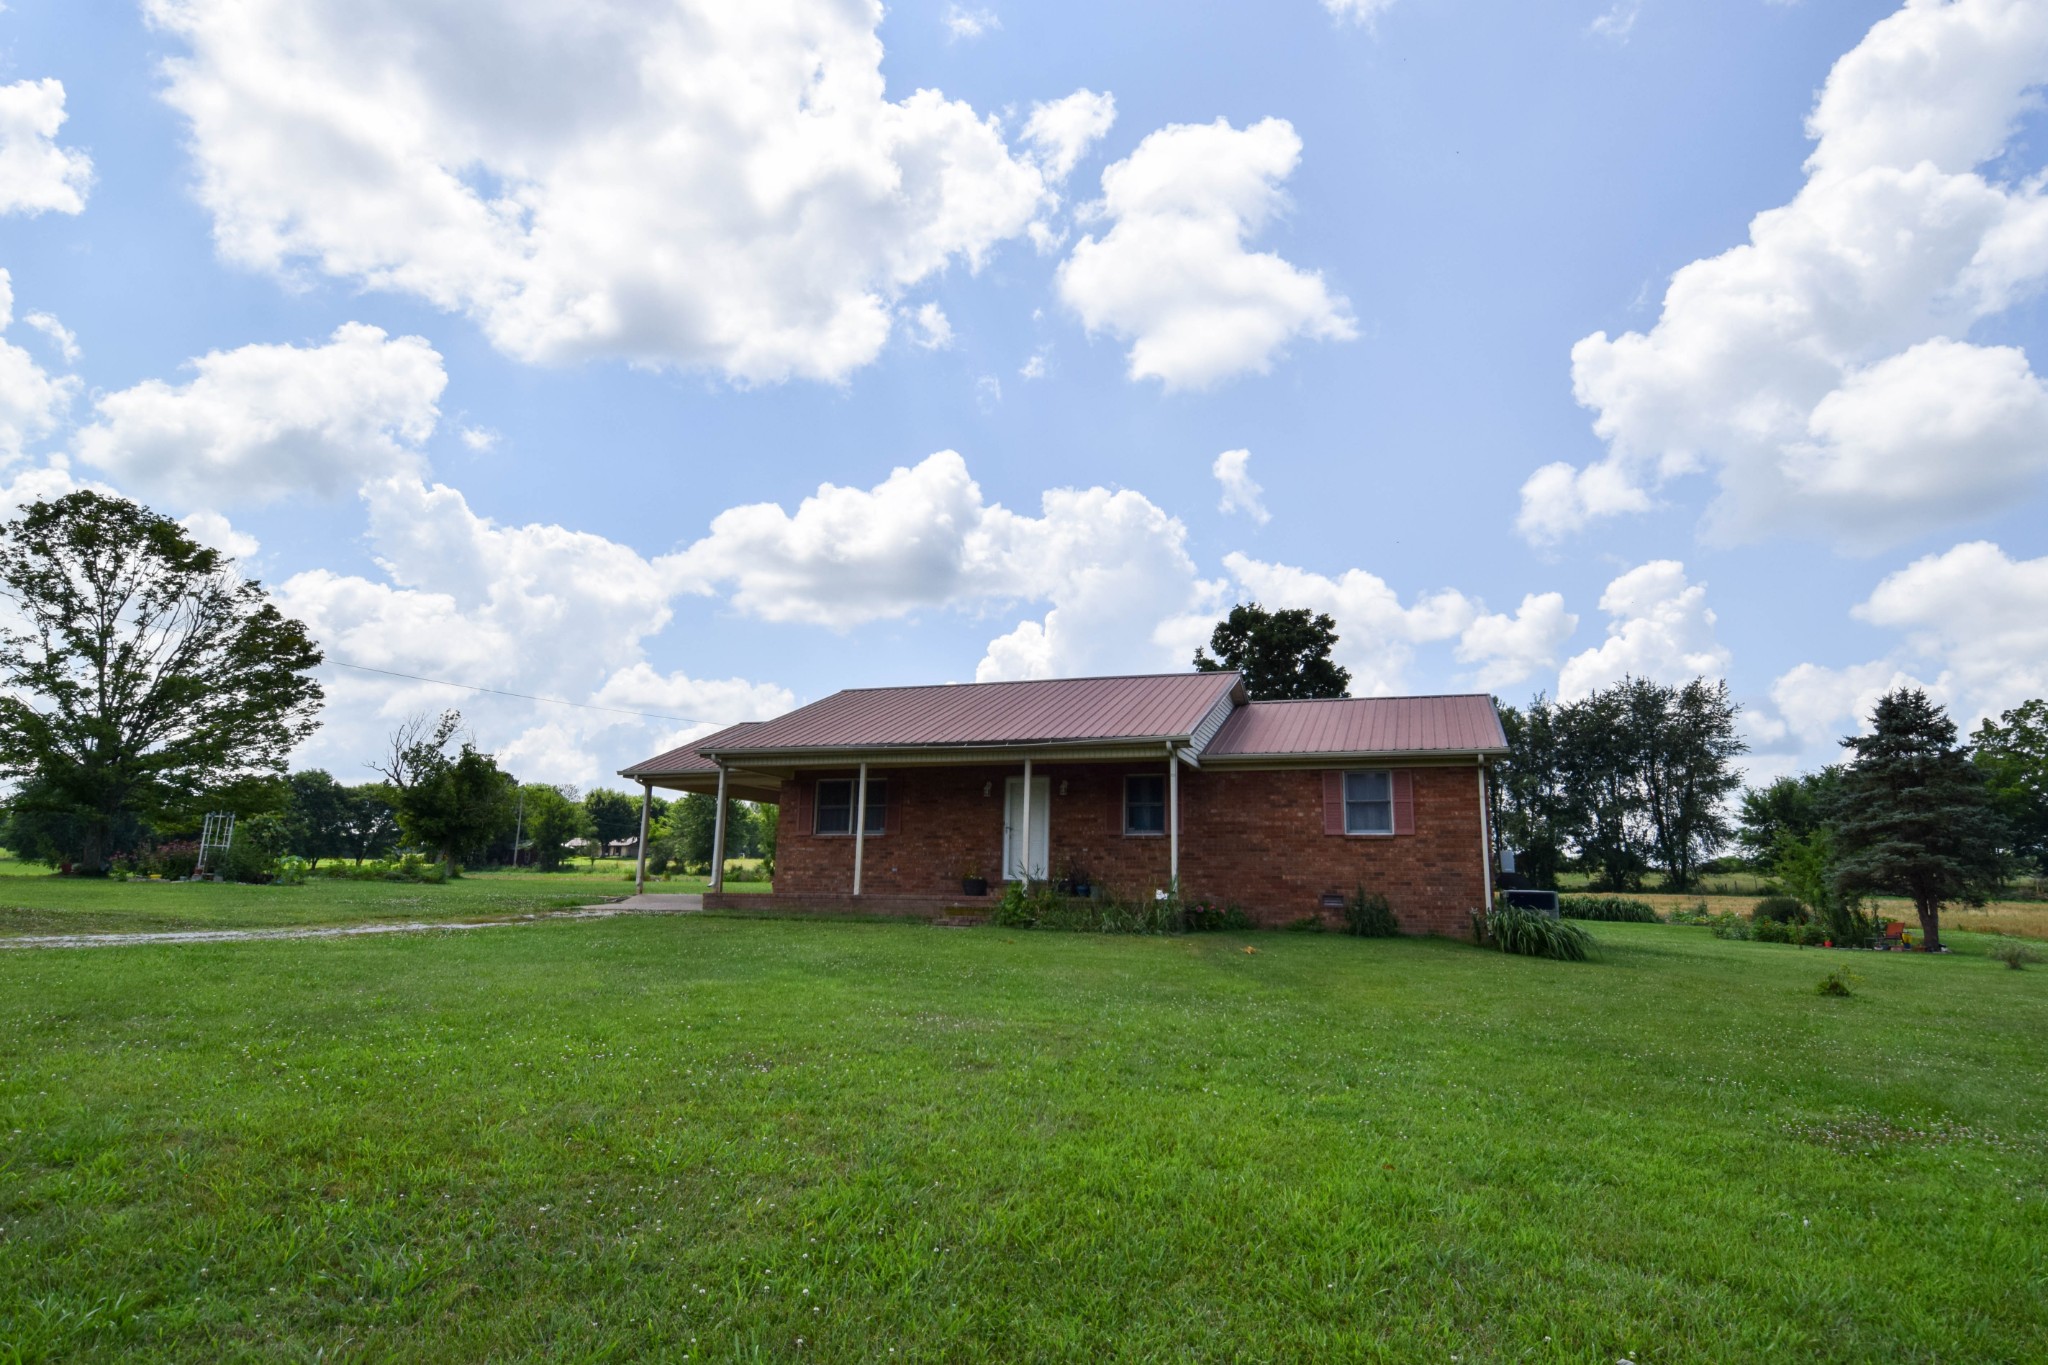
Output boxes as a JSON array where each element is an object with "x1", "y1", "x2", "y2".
[
  {"x1": 620, "y1": 671, "x2": 1505, "y2": 932},
  {"x1": 605, "y1": 836, "x2": 640, "y2": 859}
]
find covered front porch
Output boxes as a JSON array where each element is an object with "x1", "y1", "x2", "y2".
[{"x1": 631, "y1": 742, "x2": 1198, "y2": 910}]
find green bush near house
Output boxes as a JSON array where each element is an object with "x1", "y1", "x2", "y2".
[
  {"x1": 1342, "y1": 885, "x2": 1400, "y2": 937},
  {"x1": 1557, "y1": 894, "x2": 1660, "y2": 923},
  {"x1": 1473, "y1": 902, "x2": 1594, "y2": 961}
]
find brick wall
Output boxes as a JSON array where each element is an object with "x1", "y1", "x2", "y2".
[{"x1": 772, "y1": 761, "x2": 1487, "y2": 934}]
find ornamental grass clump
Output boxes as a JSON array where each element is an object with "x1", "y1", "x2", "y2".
[
  {"x1": 1472, "y1": 903, "x2": 1593, "y2": 961},
  {"x1": 1557, "y1": 895, "x2": 1659, "y2": 923}
]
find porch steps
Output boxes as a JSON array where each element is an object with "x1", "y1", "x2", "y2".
[{"x1": 931, "y1": 913, "x2": 991, "y2": 929}]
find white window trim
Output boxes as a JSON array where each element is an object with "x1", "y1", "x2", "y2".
[
  {"x1": 813, "y1": 777, "x2": 888, "y2": 838},
  {"x1": 1342, "y1": 768, "x2": 1396, "y2": 838},
  {"x1": 1123, "y1": 774, "x2": 1167, "y2": 838}
]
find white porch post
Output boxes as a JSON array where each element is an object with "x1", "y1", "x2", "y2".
[
  {"x1": 1478, "y1": 759, "x2": 1495, "y2": 908},
  {"x1": 1168, "y1": 745, "x2": 1180, "y2": 889},
  {"x1": 852, "y1": 761, "x2": 869, "y2": 897},
  {"x1": 1020, "y1": 755, "x2": 1033, "y2": 883},
  {"x1": 634, "y1": 782, "x2": 652, "y2": 895},
  {"x1": 710, "y1": 764, "x2": 730, "y2": 891}
]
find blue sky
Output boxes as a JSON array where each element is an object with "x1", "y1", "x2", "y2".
[{"x1": 0, "y1": 0, "x2": 2043, "y2": 789}]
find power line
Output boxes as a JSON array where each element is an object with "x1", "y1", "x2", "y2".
[{"x1": 328, "y1": 660, "x2": 711, "y2": 726}]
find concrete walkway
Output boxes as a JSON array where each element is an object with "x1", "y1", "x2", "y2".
[{"x1": 0, "y1": 895, "x2": 703, "y2": 951}]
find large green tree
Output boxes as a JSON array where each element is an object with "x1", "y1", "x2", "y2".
[
  {"x1": 370, "y1": 712, "x2": 515, "y2": 869},
  {"x1": 1628, "y1": 677, "x2": 1746, "y2": 891},
  {"x1": 520, "y1": 783, "x2": 592, "y2": 871},
  {"x1": 1971, "y1": 699, "x2": 2048, "y2": 874},
  {"x1": 1193, "y1": 603, "x2": 1350, "y2": 700},
  {"x1": 1736, "y1": 767, "x2": 1843, "y2": 866},
  {"x1": 583, "y1": 787, "x2": 641, "y2": 852},
  {"x1": 0, "y1": 492, "x2": 323, "y2": 869},
  {"x1": 1831, "y1": 689, "x2": 2006, "y2": 953},
  {"x1": 285, "y1": 769, "x2": 355, "y2": 867},
  {"x1": 1494, "y1": 696, "x2": 1573, "y2": 889}
]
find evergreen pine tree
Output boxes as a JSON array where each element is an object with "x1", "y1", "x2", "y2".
[{"x1": 1831, "y1": 689, "x2": 2005, "y2": 953}]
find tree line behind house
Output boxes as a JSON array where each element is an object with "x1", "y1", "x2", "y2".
[
  {"x1": 3, "y1": 704, "x2": 772, "y2": 882},
  {"x1": 1493, "y1": 680, "x2": 2037, "y2": 952}
]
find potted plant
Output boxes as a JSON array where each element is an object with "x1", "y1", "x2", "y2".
[
  {"x1": 959, "y1": 866, "x2": 989, "y2": 896},
  {"x1": 1057, "y1": 859, "x2": 1093, "y2": 898}
]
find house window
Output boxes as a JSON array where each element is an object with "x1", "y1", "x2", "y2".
[
  {"x1": 1125, "y1": 775, "x2": 1166, "y2": 835},
  {"x1": 814, "y1": 778, "x2": 887, "y2": 836},
  {"x1": 1343, "y1": 770, "x2": 1394, "y2": 835}
]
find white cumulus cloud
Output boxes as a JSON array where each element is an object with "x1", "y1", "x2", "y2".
[
  {"x1": 73, "y1": 323, "x2": 445, "y2": 506},
  {"x1": 1057, "y1": 117, "x2": 1355, "y2": 389},
  {"x1": 1525, "y1": 0, "x2": 2048, "y2": 549},
  {"x1": 1769, "y1": 540, "x2": 2048, "y2": 749},
  {"x1": 1221, "y1": 554, "x2": 1575, "y2": 695},
  {"x1": 1212, "y1": 448, "x2": 1270, "y2": 524},
  {"x1": 1557, "y1": 560, "x2": 1729, "y2": 700},
  {"x1": 145, "y1": 0, "x2": 1053, "y2": 384},
  {"x1": 278, "y1": 474, "x2": 790, "y2": 785},
  {"x1": 1023, "y1": 89, "x2": 1116, "y2": 185},
  {"x1": 664, "y1": 449, "x2": 1217, "y2": 680},
  {"x1": 0, "y1": 271, "x2": 77, "y2": 461},
  {"x1": 0, "y1": 79, "x2": 92, "y2": 216}
]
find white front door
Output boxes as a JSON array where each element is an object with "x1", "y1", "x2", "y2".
[{"x1": 1003, "y1": 777, "x2": 1051, "y2": 881}]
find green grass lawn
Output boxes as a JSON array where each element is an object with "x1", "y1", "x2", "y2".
[
  {"x1": 2, "y1": 918, "x2": 2043, "y2": 1362},
  {"x1": 0, "y1": 855, "x2": 767, "y2": 938}
]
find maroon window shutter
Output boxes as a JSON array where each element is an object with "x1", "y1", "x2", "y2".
[
  {"x1": 1392, "y1": 770, "x2": 1416, "y2": 835},
  {"x1": 1322, "y1": 771, "x2": 1345, "y2": 836},
  {"x1": 1109, "y1": 775, "x2": 1126, "y2": 833},
  {"x1": 791, "y1": 780, "x2": 810, "y2": 837},
  {"x1": 884, "y1": 776, "x2": 902, "y2": 836}
]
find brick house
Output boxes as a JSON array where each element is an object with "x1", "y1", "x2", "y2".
[{"x1": 619, "y1": 672, "x2": 1507, "y2": 933}]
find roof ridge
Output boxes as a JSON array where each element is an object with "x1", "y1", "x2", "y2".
[
  {"x1": 1242, "y1": 691, "x2": 1493, "y2": 705},
  {"x1": 828, "y1": 670, "x2": 1242, "y2": 694}
]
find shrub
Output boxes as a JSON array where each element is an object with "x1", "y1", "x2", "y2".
[
  {"x1": 314, "y1": 854, "x2": 446, "y2": 885},
  {"x1": 1284, "y1": 914, "x2": 1325, "y2": 933},
  {"x1": 1182, "y1": 899, "x2": 1253, "y2": 932},
  {"x1": 1752, "y1": 895, "x2": 1807, "y2": 924},
  {"x1": 218, "y1": 837, "x2": 274, "y2": 884},
  {"x1": 1342, "y1": 886, "x2": 1401, "y2": 937},
  {"x1": 1989, "y1": 941, "x2": 2043, "y2": 970},
  {"x1": 993, "y1": 882, "x2": 1176, "y2": 934},
  {"x1": 273, "y1": 855, "x2": 310, "y2": 886},
  {"x1": 1558, "y1": 895, "x2": 1658, "y2": 924},
  {"x1": 1816, "y1": 969, "x2": 1855, "y2": 997},
  {"x1": 1667, "y1": 899, "x2": 1715, "y2": 926},
  {"x1": 1752, "y1": 916, "x2": 1791, "y2": 944},
  {"x1": 1471, "y1": 904, "x2": 1592, "y2": 961}
]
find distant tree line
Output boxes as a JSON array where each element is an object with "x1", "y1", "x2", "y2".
[
  {"x1": 1493, "y1": 677, "x2": 1746, "y2": 893},
  {"x1": 1497, "y1": 678, "x2": 2033, "y2": 953}
]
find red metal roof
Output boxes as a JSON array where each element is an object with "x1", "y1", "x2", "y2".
[
  {"x1": 621, "y1": 679, "x2": 1504, "y2": 779},
  {"x1": 709, "y1": 672, "x2": 1242, "y2": 755},
  {"x1": 620, "y1": 721, "x2": 762, "y2": 778},
  {"x1": 623, "y1": 673, "x2": 1243, "y2": 774},
  {"x1": 1205, "y1": 694, "x2": 1506, "y2": 758}
]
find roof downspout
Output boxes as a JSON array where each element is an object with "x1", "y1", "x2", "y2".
[
  {"x1": 1477, "y1": 757, "x2": 1494, "y2": 909},
  {"x1": 852, "y1": 761, "x2": 869, "y2": 897},
  {"x1": 1168, "y1": 742, "x2": 1180, "y2": 892},
  {"x1": 710, "y1": 764, "x2": 730, "y2": 892}
]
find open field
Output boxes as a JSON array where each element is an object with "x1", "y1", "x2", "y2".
[
  {"x1": 2, "y1": 916, "x2": 2043, "y2": 1362},
  {"x1": 0, "y1": 856, "x2": 768, "y2": 939}
]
